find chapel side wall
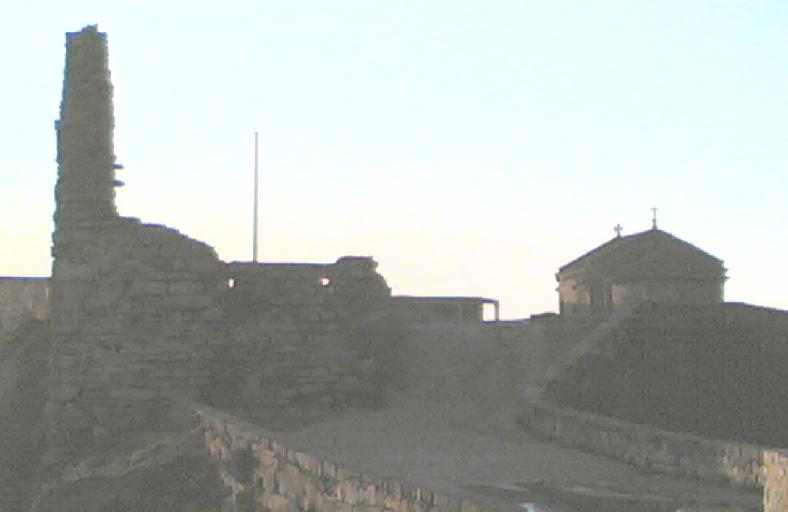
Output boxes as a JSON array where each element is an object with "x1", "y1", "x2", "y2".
[
  {"x1": 609, "y1": 280, "x2": 722, "y2": 311},
  {"x1": 0, "y1": 278, "x2": 49, "y2": 336}
]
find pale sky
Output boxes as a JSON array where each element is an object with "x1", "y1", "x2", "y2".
[{"x1": 1, "y1": 1, "x2": 786, "y2": 318}]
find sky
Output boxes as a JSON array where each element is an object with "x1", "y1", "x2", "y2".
[{"x1": 1, "y1": 1, "x2": 786, "y2": 318}]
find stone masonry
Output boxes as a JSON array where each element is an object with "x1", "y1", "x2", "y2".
[
  {"x1": 39, "y1": 25, "x2": 394, "y2": 485},
  {"x1": 25, "y1": 23, "x2": 783, "y2": 512},
  {"x1": 198, "y1": 404, "x2": 489, "y2": 512},
  {"x1": 0, "y1": 277, "x2": 49, "y2": 337},
  {"x1": 44, "y1": 26, "x2": 226, "y2": 466},
  {"x1": 53, "y1": 25, "x2": 118, "y2": 225},
  {"x1": 215, "y1": 258, "x2": 393, "y2": 426}
]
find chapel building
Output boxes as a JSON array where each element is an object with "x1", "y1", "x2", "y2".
[{"x1": 556, "y1": 226, "x2": 726, "y2": 316}]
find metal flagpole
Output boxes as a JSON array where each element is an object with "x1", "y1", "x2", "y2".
[{"x1": 253, "y1": 131, "x2": 259, "y2": 262}]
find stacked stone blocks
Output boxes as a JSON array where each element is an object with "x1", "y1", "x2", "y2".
[
  {"x1": 199, "y1": 405, "x2": 486, "y2": 512},
  {"x1": 44, "y1": 24, "x2": 394, "y2": 470}
]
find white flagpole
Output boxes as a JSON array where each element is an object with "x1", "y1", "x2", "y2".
[{"x1": 253, "y1": 131, "x2": 259, "y2": 262}]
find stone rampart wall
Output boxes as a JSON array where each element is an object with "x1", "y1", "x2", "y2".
[
  {"x1": 46, "y1": 218, "x2": 227, "y2": 460},
  {"x1": 0, "y1": 277, "x2": 49, "y2": 337},
  {"x1": 389, "y1": 297, "x2": 486, "y2": 323},
  {"x1": 216, "y1": 258, "x2": 393, "y2": 426},
  {"x1": 46, "y1": 211, "x2": 395, "y2": 463},
  {"x1": 45, "y1": 27, "x2": 230, "y2": 459},
  {"x1": 519, "y1": 396, "x2": 781, "y2": 491},
  {"x1": 197, "y1": 404, "x2": 487, "y2": 512},
  {"x1": 225, "y1": 257, "x2": 390, "y2": 322}
]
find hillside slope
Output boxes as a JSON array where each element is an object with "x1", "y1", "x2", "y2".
[{"x1": 545, "y1": 303, "x2": 788, "y2": 447}]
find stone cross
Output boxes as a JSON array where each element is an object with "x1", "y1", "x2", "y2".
[{"x1": 614, "y1": 224, "x2": 623, "y2": 237}]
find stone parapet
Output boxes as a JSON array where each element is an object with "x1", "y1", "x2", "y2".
[
  {"x1": 520, "y1": 395, "x2": 788, "y2": 508},
  {"x1": 196, "y1": 404, "x2": 490, "y2": 512},
  {"x1": 519, "y1": 396, "x2": 765, "y2": 487}
]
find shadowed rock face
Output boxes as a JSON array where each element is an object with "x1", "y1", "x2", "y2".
[{"x1": 544, "y1": 302, "x2": 788, "y2": 448}]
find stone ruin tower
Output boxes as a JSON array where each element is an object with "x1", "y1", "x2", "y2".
[
  {"x1": 51, "y1": 26, "x2": 122, "y2": 324},
  {"x1": 41, "y1": 25, "x2": 390, "y2": 471},
  {"x1": 44, "y1": 25, "x2": 226, "y2": 465},
  {"x1": 54, "y1": 25, "x2": 118, "y2": 228}
]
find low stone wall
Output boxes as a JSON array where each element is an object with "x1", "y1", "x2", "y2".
[
  {"x1": 520, "y1": 396, "x2": 788, "y2": 510},
  {"x1": 519, "y1": 396, "x2": 766, "y2": 488},
  {"x1": 390, "y1": 297, "x2": 488, "y2": 323},
  {"x1": 197, "y1": 404, "x2": 488, "y2": 512},
  {"x1": 764, "y1": 450, "x2": 788, "y2": 512}
]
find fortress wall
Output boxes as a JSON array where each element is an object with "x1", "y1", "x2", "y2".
[
  {"x1": 197, "y1": 404, "x2": 488, "y2": 512},
  {"x1": 0, "y1": 277, "x2": 49, "y2": 337},
  {"x1": 389, "y1": 298, "x2": 487, "y2": 323},
  {"x1": 47, "y1": 218, "x2": 395, "y2": 462},
  {"x1": 519, "y1": 396, "x2": 772, "y2": 490},
  {"x1": 211, "y1": 257, "x2": 393, "y2": 427},
  {"x1": 42, "y1": 25, "x2": 395, "y2": 470},
  {"x1": 46, "y1": 217, "x2": 228, "y2": 461}
]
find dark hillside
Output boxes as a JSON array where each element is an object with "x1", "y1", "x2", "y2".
[{"x1": 545, "y1": 303, "x2": 788, "y2": 447}]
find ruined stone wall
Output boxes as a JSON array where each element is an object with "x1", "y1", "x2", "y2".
[
  {"x1": 216, "y1": 258, "x2": 393, "y2": 427},
  {"x1": 42, "y1": 25, "x2": 397, "y2": 473},
  {"x1": 225, "y1": 256, "x2": 390, "y2": 325},
  {"x1": 520, "y1": 397, "x2": 788, "y2": 509},
  {"x1": 0, "y1": 277, "x2": 49, "y2": 337},
  {"x1": 53, "y1": 25, "x2": 118, "y2": 224},
  {"x1": 45, "y1": 221, "x2": 396, "y2": 460},
  {"x1": 612, "y1": 279, "x2": 722, "y2": 308},
  {"x1": 519, "y1": 396, "x2": 769, "y2": 489},
  {"x1": 42, "y1": 26, "x2": 239, "y2": 466},
  {"x1": 390, "y1": 297, "x2": 486, "y2": 323},
  {"x1": 198, "y1": 404, "x2": 488, "y2": 512},
  {"x1": 46, "y1": 217, "x2": 226, "y2": 463}
]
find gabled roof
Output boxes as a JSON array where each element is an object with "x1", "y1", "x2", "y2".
[{"x1": 557, "y1": 228, "x2": 725, "y2": 280}]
